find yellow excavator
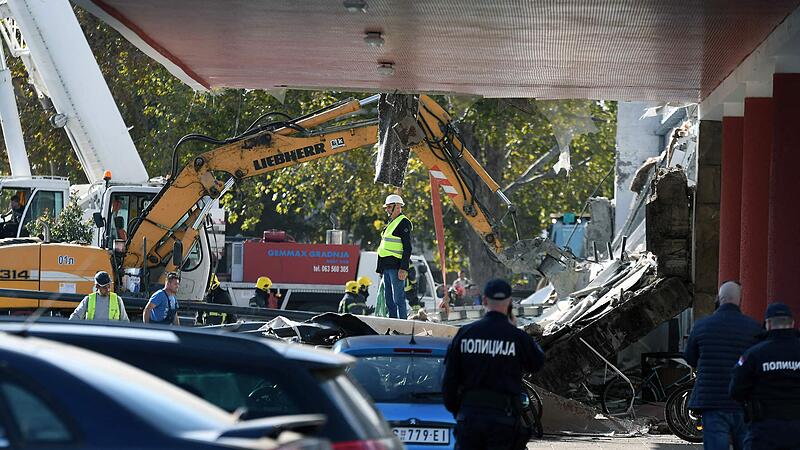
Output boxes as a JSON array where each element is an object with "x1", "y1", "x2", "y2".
[{"x1": 0, "y1": 94, "x2": 568, "y2": 309}]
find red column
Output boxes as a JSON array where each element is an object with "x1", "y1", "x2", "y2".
[
  {"x1": 767, "y1": 73, "x2": 800, "y2": 317},
  {"x1": 719, "y1": 116, "x2": 744, "y2": 284},
  {"x1": 739, "y1": 98, "x2": 772, "y2": 320}
]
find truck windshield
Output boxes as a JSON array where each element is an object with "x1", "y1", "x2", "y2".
[{"x1": 348, "y1": 355, "x2": 444, "y2": 404}]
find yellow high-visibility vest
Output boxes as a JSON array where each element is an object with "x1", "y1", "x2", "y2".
[
  {"x1": 377, "y1": 214, "x2": 411, "y2": 258},
  {"x1": 87, "y1": 292, "x2": 121, "y2": 320}
]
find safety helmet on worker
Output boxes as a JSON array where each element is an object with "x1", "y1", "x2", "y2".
[
  {"x1": 345, "y1": 280, "x2": 359, "y2": 294},
  {"x1": 357, "y1": 276, "x2": 372, "y2": 288},
  {"x1": 94, "y1": 271, "x2": 112, "y2": 287},
  {"x1": 209, "y1": 274, "x2": 220, "y2": 290},
  {"x1": 384, "y1": 194, "x2": 405, "y2": 206},
  {"x1": 256, "y1": 276, "x2": 272, "y2": 291}
]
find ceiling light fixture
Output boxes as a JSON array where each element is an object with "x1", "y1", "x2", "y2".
[
  {"x1": 343, "y1": 0, "x2": 367, "y2": 13},
  {"x1": 364, "y1": 31, "x2": 384, "y2": 47},
  {"x1": 377, "y1": 63, "x2": 395, "y2": 76}
]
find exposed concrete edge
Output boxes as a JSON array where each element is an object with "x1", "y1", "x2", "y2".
[{"x1": 532, "y1": 277, "x2": 693, "y2": 394}]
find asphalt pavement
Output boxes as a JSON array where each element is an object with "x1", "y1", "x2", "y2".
[{"x1": 527, "y1": 434, "x2": 702, "y2": 449}]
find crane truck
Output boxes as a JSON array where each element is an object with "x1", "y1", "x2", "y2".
[{"x1": 0, "y1": 0, "x2": 218, "y2": 307}]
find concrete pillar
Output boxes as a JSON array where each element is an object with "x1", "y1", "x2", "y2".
[
  {"x1": 739, "y1": 96, "x2": 773, "y2": 320},
  {"x1": 614, "y1": 102, "x2": 661, "y2": 234},
  {"x1": 693, "y1": 120, "x2": 722, "y2": 318},
  {"x1": 718, "y1": 114, "x2": 744, "y2": 284},
  {"x1": 767, "y1": 72, "x2": 800, "y2": 316}
]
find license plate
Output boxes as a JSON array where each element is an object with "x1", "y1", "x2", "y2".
[{"x1": 393, "y1": 427, "x2": 450, "y2": 444}]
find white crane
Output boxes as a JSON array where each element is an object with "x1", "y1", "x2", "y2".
[{"x1": 0, "y1": 0, "x2": 214, "y2": 301}]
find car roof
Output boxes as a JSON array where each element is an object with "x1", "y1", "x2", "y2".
[
  {"x1": 0, "y1": 332, "x2": 233, "y2": 425},
  {"x1": 334, "y1": 335, "x2": 452, "y2": 353},
  {"x1": 0, "y1": 318, "x2": 353, "y2": 369}
]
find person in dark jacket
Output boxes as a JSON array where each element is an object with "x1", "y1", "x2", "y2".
[
  {"x1": 338, "y1": 281, "x2": 368, "y2": 315},
  {"x1": 375, "y1": 194, "x2": 412, "y2": 319},
  {"x1": 442, "y1": 279, "x2": 545, "y2": 450},
  {"x1": 730, "y1": 303, "x2": 800, "y2": 450},
  {"x1": 203, "y1": 274, "x2": 236, "y2": 325},
  {"x1": 684, "y1": 280, "x2": 761, "y2": 450}
]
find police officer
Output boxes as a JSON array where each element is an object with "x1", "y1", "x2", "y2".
[
  {"x1": 442, "y1": 278, "x2": 545, "y2": 450},
  {"x1": 338, "y1": 281, "x2": 368, "y2": 315},
  {"x1": 730, "y1": 303, "x2": 800, "y2": 450},
  {"x1": 69, "y1": 271, "x2": 129, "y2": 321}
]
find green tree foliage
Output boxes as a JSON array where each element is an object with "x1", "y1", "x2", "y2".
[
  {"x1": 0, "y1": 9, "x2": 616, "y2": 286},
  {"x1": 26, "y1": 197, "x2": 93, "y2": 244}
]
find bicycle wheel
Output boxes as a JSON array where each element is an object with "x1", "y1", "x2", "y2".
[
  {"x1": 523, "y1": 379, "x2": 543, "y2": 421},
  {"x1": 522, "y1": 380, "x2": 544, "y2": 438},
  {"x1": 665, "y1": 384, "x2": 703, "y2": 443},
  {"x1": 601, "y1": 375, "x2": 641, "y2": 415}
]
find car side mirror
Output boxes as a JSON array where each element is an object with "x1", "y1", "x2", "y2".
[
  {"x1": 92, "y1": 212, "x2": 105, "y2": 228},
  {"x1": 417, "y1": 265, "x2": 428, "y2": 274},
  {"x1": 172, "y1": 241, "x2": 183, "y2": 267}
]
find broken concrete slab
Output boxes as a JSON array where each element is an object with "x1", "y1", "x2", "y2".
[
  {"x1": 530, "y1": 276, "x2": 692, "y2": 395},
  {"x1": 536, "y1": 385, "x2": 645, "y2": 436}
]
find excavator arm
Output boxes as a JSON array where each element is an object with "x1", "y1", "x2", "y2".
[{"x1": 122, "y1": 94, "x2": 540, "y2": 283}]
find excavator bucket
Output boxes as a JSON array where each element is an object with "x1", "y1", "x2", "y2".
[
  {"x1": 375, "y1": 93, "x2": 423, "y2": 187},
  {"x1": 497, "y1": 237, "x2": 573, "y2": 277}
]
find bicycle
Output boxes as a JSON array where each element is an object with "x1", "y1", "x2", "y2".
[
  {"x1": 522, "y1": 378, "x2": 544, "y2": 438},
  {"x1": 664, "y1": 380, "x2": 703, "y2": 443},
  {"x1": 600, "y1": 353, "x2": 694, "y2": 416}
]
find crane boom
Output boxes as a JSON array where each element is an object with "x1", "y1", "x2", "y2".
[{"x1": 0, "y1": 0, "x2": 148, "y2": 184}]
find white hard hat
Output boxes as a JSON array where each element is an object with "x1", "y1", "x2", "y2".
[{"x1": 384, "y1": 194, "x2": 405, "y2": 206}]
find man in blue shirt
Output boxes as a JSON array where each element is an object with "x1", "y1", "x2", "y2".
[{"x1": 143, "y1": 272, "x2": 180, "y2": 325}]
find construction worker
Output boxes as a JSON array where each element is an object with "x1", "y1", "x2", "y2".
[
  {"x1": 143, "y1": 272, "x2": 180, "y2": 325},
  {"x1": 250, "y1": 276, "x2": 279, "y2": 309},
  {"x1": 405, "y1": 266, "x2": 421, "y2": 312},
  {"x1": 730, "y1": 303, "x2": 800, "y2": 450},
  {"x1": 376, "y1": 194, "x2": 412, "y2": 319},
  {"x1": 69, "y1": 271, "x2": 129, "y2": 321},
  {"x1": 338, "y1": 280, "x2": 368, "y2": 315},
  {"x1": 203, "y1": 274, "x2": 236, "y2": 325},
  {"x1": 357, "y1": 276, "x2": 372, "y2": 303}
]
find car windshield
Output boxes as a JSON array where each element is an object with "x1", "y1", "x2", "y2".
[{"x1": 348, "y1": 355, "x2": 444, "y2": 404}]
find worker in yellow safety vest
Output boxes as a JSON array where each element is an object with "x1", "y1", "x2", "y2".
[
  {"x1": 376, "y1": 194, "x2": 412, "y2": 319},
  {"x1": 69, "y1": 271, "x2": 129, "y2": 321}
]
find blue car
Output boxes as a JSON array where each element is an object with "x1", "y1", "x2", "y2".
[{"x1": 333, "y1": 335, "x2": 455, "y2": 450}]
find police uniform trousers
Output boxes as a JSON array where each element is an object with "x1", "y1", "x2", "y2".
[
  {"x1": 745, "y1": 419, "x2": 800, "y2": 450},
  {"x1": 455, "y1": 406, "x2": 520, "y2": 450}
]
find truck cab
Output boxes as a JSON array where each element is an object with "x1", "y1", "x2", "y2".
[
  {"x1": 0, "y1": 176, "x2": 69, "y2": 239},
  {"x1": 0, "y1": 178, "x2": 213, "y2": 302}
]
